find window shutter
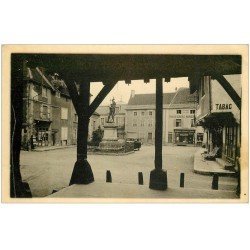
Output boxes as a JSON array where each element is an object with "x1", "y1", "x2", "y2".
[{"x1": 40, "y1": 105, "x2": 43, "y2": 118}]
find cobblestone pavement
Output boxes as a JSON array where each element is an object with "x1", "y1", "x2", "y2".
[{"x1": 20, "y1": 145, "x2": 237, "y2": 197}]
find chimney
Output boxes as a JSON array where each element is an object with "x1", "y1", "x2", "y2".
[
  {"x1": 131, "y1": 90, "x2": 135, "y2": 98},
  {"x1": 175, "y1": 87, "x2": 178, "y2": 92}
]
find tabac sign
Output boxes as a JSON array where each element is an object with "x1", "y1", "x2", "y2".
[
  {"x1": 210, "y1": 75, "x2": 241, "y2": 123},
  {"x1": 215, "y1": 103, "x2": 232, "y2": 110}
]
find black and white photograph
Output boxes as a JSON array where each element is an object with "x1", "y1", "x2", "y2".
[
  {"x1": 2, "y1": 45, "x2": 248, "y2": 202},
  {"x1": 1, "y1": 2, "x2": 250, "y2": 250}
]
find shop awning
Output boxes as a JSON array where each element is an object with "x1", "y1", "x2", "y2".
[
  {"x1": 200, "y1": 112, "x2": 236, "y2": 127},
  {"x1": 34, "y1": 119, "x2": 52, "y2": 125}
]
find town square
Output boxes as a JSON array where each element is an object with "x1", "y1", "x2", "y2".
[
  {"x1": 4, "y1": 48, "x2": 246, "y2": 201},
  {"x1": 20, "y1": 146, "x2": 237, "y2": 198}
]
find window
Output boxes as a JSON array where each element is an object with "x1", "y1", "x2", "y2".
[
  {"x1": 61, "y1": 108, "x2": 68, "y2": 120},
  {"x1": 101, "y1": 118, "x2": 105, "y2": 125},
  {"x1": 191, "y1": 119, "x2": 195, "y2": 127},
  {"x1": 42, "y1": 87, "x2": 48, "y2": 98},
  {"x1": 141, "y1": 120, "x2": 144, "y2": 127},
  {"x1": 61, "y1": 127, "x2": 68, "y2": 140},
  {"x1": 47, "y1": 107, "x2": 51, "y2": 119},
  {"x1": 148, "y1": 132, "x2": 152, "y2": 140},
  {"x1": 225, "y1": 126, "x2": 236, "y2": 159},
  {"x1": 190, "y1": 110, "x2": 195, "y2": 114},
  {"x1": 56, "y1": 91, "x2": 61, "y2": 98},
  {"x1": 148, "y1": 121, "x2": 152, "y2": 127},
  {"x1": 176, "y1": 110, "x2": 181, "y2": 114},
  {"x1": 176, "y1": 119, "x2": 181, "y2": 127},
  {"x1": 141, "y1": 111, "x2": 145, "y2": 116},
  {"x1": 168, "y1": 132, "x2": 173, "y2": 143},
  {"x1": 133, "y1": 122, "x2": 137, "y2": 127},
  {"x1": 40, "y1": 105, "x2": 50, "y2": 119},
  {"x1": 43, "y1": 105, "x2": 48, "y2": 119},
  {"x1": 134, "y1": 111, "x2": 137, "y2": 116},
  {"x1": 93, "y1": 121, "x2": 96, "y2": 131},
  {"x1": 149, "y1": 111, "x2": 152, "y2": 116},
  {"x1": 197, "y1": 133, "x2": 203, "y2": 142},
  {"x1": 74, "y1": 114, "x2": 78, "y2": 122},
  {"x1": 73, "y1": 129, "x2": 77, "y2": 140}
]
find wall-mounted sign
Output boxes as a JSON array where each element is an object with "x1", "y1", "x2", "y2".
[
  {"x1": 169, "y1": 115, "x2": 194, "y2": 118},
  {"x1": 215, "y1": 104, "x2": 232, "y2": 110}
]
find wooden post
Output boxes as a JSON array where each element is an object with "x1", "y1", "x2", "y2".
[
  {"x1": 65, "y1": 80, "x2": 117, "y2": 186},
  {"x1": 69, "y1": 81, "x2": 94, "y2": 185},
  {"x1": 180, "y1": 173, "x2": 185, "y2": 188},
  {"x1": 106, "y1": 170, "x2": 112, "y2": 183},
  {"x1": 212, "y1": 174, "x2": 219, "y2": 190},
  {"x1": 149, "y1": 78, "x2": 167, "y2": 190},
  {"x1": 155, "y1": 78, "x2": 163, "y2": 170},
  {"x1": 10, "y1": 56, "x2": 32, "y2": 197},
  {"x1": 138, "y1": 172, "x2": 143, "y2": 185}
]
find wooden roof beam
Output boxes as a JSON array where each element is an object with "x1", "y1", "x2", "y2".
[
  {"x1": 88, "y1": 80, "x2": 117, "y2": 118},
  {"x1": 212, "y1": 73, "x2": 241, "y2": 110}
]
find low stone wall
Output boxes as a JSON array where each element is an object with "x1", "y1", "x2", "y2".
[
  {"x1": 99, "y1": 140, "x2": 124, "y2": 152},
  {"x1": 88, "y1": 140, "x2": 134, "y2": 154}
]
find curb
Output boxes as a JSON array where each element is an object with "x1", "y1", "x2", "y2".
[
  {"x1": 87, "y1": 151, "x2": 135, "y2": 156},
  {"x1": 193, "y1": 169, "x2": 237, "y2": 177},
  {"x1": 33, "y1": 145, "x2": 76, "y2": 152},
  {"x1": 193, "y1": 148, "x2": 237, "y2": 177}
]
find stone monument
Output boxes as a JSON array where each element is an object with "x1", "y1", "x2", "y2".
[
  {"x1": 102, "y1": 98, "x2": 118, "y2": 141},
  {"x1": 99, "y1": 98, "x2": 125, "y2": 153}
]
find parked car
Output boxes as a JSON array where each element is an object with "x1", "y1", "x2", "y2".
[{"x1": 126, "y1": 138, "x2": 142, "y2": 151}]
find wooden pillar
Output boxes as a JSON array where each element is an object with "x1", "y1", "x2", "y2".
[
  {"x1": 149, "y1": 78, "x2": 167, "y2": 190},
  {"x1": 11, "y1": 56, "x2": 32, "y2": 197},
  {"x1": 155, "y1": 78, "x2": 163, "y2": 170},
  {"x1": 69, "y1": 81, "x2": 94, "y2": 185}
]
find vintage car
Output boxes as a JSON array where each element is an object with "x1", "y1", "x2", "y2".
[{"x1": 126, "y1": 138, "x2": 142, "y2": 150}]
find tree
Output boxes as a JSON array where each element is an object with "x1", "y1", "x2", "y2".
[{"x1": 91, "y1": 126, "x2": 103, "y2": 146}]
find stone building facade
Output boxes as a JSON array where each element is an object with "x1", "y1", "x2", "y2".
[
  {"x1": 125, "y1": 88, "x2": 204, "y2": 145},
  {"x1": 21, "y1": 66, "x2": 99, "y2": 149}
]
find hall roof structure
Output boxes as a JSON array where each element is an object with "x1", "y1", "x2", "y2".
[
  {"x1": 9, "y1": 50, "x2": 243, "y2": 197},
  {"x1": 15, "y1": 54, "x2": 241, "y2": 85}
]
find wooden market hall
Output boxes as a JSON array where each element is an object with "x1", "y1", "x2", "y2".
[{"x1": 11, "y1": 54, "x2": 241, "y2": 197}]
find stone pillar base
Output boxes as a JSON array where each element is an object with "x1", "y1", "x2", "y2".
[
  {"x1": 69, "y1": 159, "x2": 94, "y2": 185},
  {"x1": 149, "y1": 169, "x2": 168, "y2": 190}
]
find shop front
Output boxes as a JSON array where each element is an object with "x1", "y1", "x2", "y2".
[
  {"x1": 34, "y1": 120, "x2": 52, "y2": 147},
  {"x1": 174, "y1": 129, "x2": 195, "y2": 145},
  {"x1": 201, "y1": 112, "x2": 239, "y2": 164}
]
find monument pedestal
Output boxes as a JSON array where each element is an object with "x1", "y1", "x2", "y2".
[
  {"x1": 99, "y1": 123, "x2": 125, "y2": 152},
  {"x1": 102, "y1": 124, "x2": 118, "y2": 141}
]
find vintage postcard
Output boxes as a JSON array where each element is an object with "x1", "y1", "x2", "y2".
[{"x1": 1, "y1": 45, "x2": 248, "y2": 203}]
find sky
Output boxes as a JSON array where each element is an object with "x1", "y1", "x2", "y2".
[{"x1": 90, "y1": 77, "x2": 190, "y2": 106}]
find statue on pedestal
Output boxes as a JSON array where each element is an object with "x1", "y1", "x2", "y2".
[{"x1": 107, "y1": 97, "x2": 116, "y2": 123}]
